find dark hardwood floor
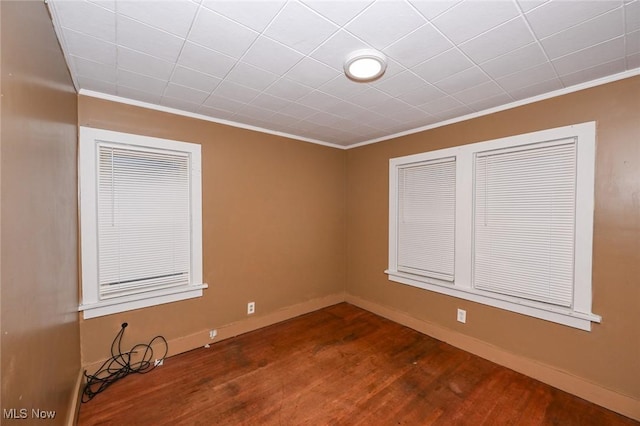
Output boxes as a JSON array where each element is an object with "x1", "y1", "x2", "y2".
[{"x1": 78, "y1": 303, "x2": 637, "y2": 425}]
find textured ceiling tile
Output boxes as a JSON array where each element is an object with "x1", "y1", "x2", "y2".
[
  {"x1": 460, "y1": 17, "x2": 535, "y2": 64},
  {"x1": 305, "y1": 111, "x2": 348, "y2": 127},
  {"x1": 117, "y1": 85, "x2": 162, "y2": 104},
  {"x1": 560, "y1": 58, "x2": 627, "y2": 86},
  {"x1": 301, "y1": 0, "x2": 373, "y2": 25},
  {"x1": 171, "y1": 66, "x2": 221, "y2": 93},
  {"x1": 374, "y1": 71, "x2": 428, "y2": 97},
  {"x1": 297, "y1": 90, "x2": 343, "y2": 110},
  {"x1": 160, "y1": 96, "x2": 201, "y2": 113},
  {"x1": 541, "y1": 8, "x2": 624, "y2": 60},
  {"x1": 465, "y1": 92, "x2": 513, "y2": 111},
  {"x1": 452, "y1": 80, "x2": 506, "y2": 104},
  {"x1": 225, "y1": 62, "x2": 279, "y2": 91},
  {"x1": 516, "y1": 0, "x2": 548, "y2": 13},
  {"x1": 431, "y1": 104, "x2": 474, "y2": 120},
  {"x1": 117, "y1": 46, "x2": 175, "y2": 80},
  {"x1": 434, "y1": 66, "x2": 490, "y2": 94},
  {"x1": 71, "y1": 55, "x2": 117, "y2": 82},
  {"x1": 496, "y1": 62, "x2": 557, "y2": 92},
  {"x1": 384, "y1": 104, "x2": 429, "y2": 123},
  {"x1": 198, "y1": 105, "x2": 238, "y2": 121},
  {"x1": 62, "y1": 28, "x2": 116, "y2": 65},
  {"x1": 626, "y1": 0, "x2": 640, "y2": 32},
  {"x1": 310, "y1": 30, "x2": 369, "y2": 70},
  {"x1": 250, "y1": 93, "x2": 292, "y2": 112},
  {"x1": 117, "y1": 0, "x2": 198, "y2": 38},
  {"x1": 263, "y1": 1, "x2": 339, "y2": 55},
  {"x1": 284, "y1": 58, "x2": 340, "y2": 89},
  {"x1": 201, "y1": 0, "x2": 285, "y2": 32},
  {"x1": 234, "y1": 104, "x2": 277, "y2": 121},
  {"x1": 408, "y1": 0, "x2": 461, "y2": 20},
  {"x1": 328, "y1": 101, "x2": 371, "y2": 119},
  {"x1": 345, "y1": 0, "x2": 426, "y2": 49},
  {"x1": 552, "y1": 36, "x2": 625, "y2": 75},
  {"x1": 318, "y1": 75, "x2": 370, "y2": 99},
  {"x1": 419, "y1": 95, "x2": 466, "y2": 114},
  {"x1": 264, "y1": 78, "x2": 314, "y2": 101},
  {"x1": 627, "y1": 29, "x2": 640, "y2": 55},
  {"x1": 432, "y1": 0, "x2": 519, "y2": 44},
  {"x1": 479, "y1": 43, "x2": 548, "y2": 79},
  {"x1": 525, "y1": 0, "x2": 622, "y2": 38},
  {"x1": 53, "y1": 0, "x2": 115, "y2": 42},
  {"x1": 384, "y1": 23, "x2": 453, "y2": 68},
  {"x1": 87, "y1": 0, "x2": 115, "y2": 11},
  {"x1": 508, "y1": 77, "x2": 564, "y2": 100},
  {"x1": 117, "y1": 69, "x2": 167, "y2": 95},
  {"x1": 188, "y1": 7, "x2": 259, "y2": 59},
  {"x1": 177, "y1": 42, "x2": 237, "y2": 78},
  {"x1": 397, "y1": 83, "x2": 447, "y2": 106},
  {"x1": 412, "y1": 48, "x2": 474, "y2": 83},
  {"x1": 203, "y1": 94, "x2": 245, "y2": 113},
  {"x1": 48, "y1": 0, "x2": 640, "y2": 147},
  {"x1": 117, "y1": 16, "x2": 185, "y2": 62},
  {"x1": 213, "y1": 81, "x2": 260, "y2": 103},
  {"x1": 366, "y1": 97, "x2": 409, "y2": 116},
  {"x1": 163, "y1": 82, "x2": 210, "y2": 104},
  {"x1": 242, "y1": 36, "x2": 304, "y2": 75},
  {"x1": 348, "y1": 88, "x2": 395, "y2": 109},
  {"x1": 77, "y1": 75, "x2": 117, "y2": 94},
  {"x1": 278, "y1": 102, "x2": 319, "y2": 120},
  {"x1": 626, "y1": 52, "x2": 640, "y2": 68}
]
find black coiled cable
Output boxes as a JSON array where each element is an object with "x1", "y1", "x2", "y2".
[{"x1": 81, "y1": 323, "x2": 168, "y2": 402}]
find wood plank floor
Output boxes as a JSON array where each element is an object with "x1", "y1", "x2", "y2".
[{"x1": 78, "y1": 303, "x2": 637, "y2": 425}]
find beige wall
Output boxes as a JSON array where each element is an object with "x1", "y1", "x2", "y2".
[
  {"x1": 346, "y1": 76, "x2": 640, "y2": 401},
  {"x1": 77, "y1": 96, "x2": 347, "y2": 365},
  {"x1": 0, "y1": 1, "x2": 81, "y2": 424}
]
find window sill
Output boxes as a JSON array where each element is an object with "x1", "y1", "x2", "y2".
[
  {"x1": 79, "y1": 283, "x2": 208, "y2": 319},
  {"x1": 385, "y1": 270, "x2": 600, "y2": 331}
]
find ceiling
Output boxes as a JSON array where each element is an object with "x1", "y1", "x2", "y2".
[{"x1": 47, "y1": 0, "x2": 639, "y2": 148}]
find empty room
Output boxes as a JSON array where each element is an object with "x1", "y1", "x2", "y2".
[{"x1": 1, "y1": 0, "x2": 638, "y2": 425}]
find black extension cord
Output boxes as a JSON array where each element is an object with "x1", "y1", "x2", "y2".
[{"x1": 81, "y1": 323, "x2": 168, "y2": 402}]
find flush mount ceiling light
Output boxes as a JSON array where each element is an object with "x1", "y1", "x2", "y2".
[{"x1": 344, "y1": 49, "x2": 387, "y2": 82}]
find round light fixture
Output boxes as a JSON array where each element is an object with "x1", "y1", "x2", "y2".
[{"x1": 344, "y1": 49, "x2": 387, "y2": 82}]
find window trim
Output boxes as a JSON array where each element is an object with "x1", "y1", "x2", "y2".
[
  {"x1": 79, "y1": 127, "x2": 206, "y2": 319},
  {"x1": 386, "y1": 122, "x2": 600, "y2": 331}
]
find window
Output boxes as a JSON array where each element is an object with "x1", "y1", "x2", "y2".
[
  {"x1": 79, "y1": 127, "x2": 206, "y2": 319},
  {"x1": 387, "y1": 122, "x2": 600, "y2": 330}
]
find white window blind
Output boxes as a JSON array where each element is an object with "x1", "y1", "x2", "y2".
[
  {"x1": 97, "y1": 144, "x2": 191, "y2": 299},
  {"x1": 397, "y1": 158, "x2": 456, "y2": 281},
  {"x1": 473, "y1": 139, "x2": 577, "y2": 307}
]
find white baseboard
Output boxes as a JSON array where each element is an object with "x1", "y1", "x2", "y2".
[{"x1": 345, "y1": 294, "x2": 639, "y2": 421}]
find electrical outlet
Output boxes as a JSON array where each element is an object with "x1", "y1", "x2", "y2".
[
  {"x1": 209, "y1": 329, "x2": 217, "y2": 339},
  {"x1": 247, "y1": 301, "x2": 255, "y2": 315},
  {"x1": 154, "y1": 358, "x2": 164, "y2": 367},
  {"x1": 457, "y1": 309, "x2": 466, "y2": 324}
]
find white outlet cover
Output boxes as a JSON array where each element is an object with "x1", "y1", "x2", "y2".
[{"x1": 457, "y1": 309, "x2": 467, "y2": 323}]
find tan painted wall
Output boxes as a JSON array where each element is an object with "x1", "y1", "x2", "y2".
[
  {"x1": 0, "y1": 1, "x2": 81, "y2": 424},
  {"x1": 78, "y1": 96, "x2": 347, "y2": 365},
  {"x1": 346, "y1": 76, "x2": 640, "y2": 400}
]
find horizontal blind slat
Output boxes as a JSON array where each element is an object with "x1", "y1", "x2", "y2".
[
  {"x1": 97, "y1": 145, "x2": 192, "y2": 298},
  {"x1": 398, "y1": 157, "x2": 456, "y2": 281},
  {"x1": 473, "y1": 139, "x2": 576, "y2": 307}
]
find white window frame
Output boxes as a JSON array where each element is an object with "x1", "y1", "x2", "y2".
[
  {"x1": 387, "y1": 122, "x2": 601, "y2": 331},
  {"x1": 79, "y1": 127, "x2": 206, "y2": 319}
]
